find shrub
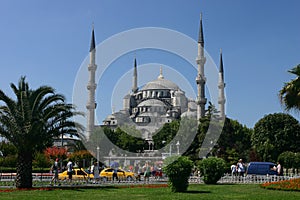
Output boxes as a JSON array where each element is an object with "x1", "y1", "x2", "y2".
[
  {"x1": 163, "y1": 156, "x2": 193, "y2": 192},
  {"x1": 197, "y1": 157, "x2": 226, "y2": 184},
  {"x1": 0, "y1": 154, "x2": 17, "y2": 167}
]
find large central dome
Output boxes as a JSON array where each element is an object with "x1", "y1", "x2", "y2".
[{"x1": 141, "y1": 68, "x2": 180, "y2": 91}]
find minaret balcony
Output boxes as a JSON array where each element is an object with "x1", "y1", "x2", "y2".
[
  {"x1": 196, "y1": 76, "x2": 206, "y2": 84},
  {"x1": 196, "y1": 56, "x2": 206, "y2": 65},
  {"x1": 218, "y1": 99, "x2": 226, "y2": 104},
  {"x1": 86, "y1": 103, "x2": 96, "y2": 109},
  {"x1": 218, "y1": 83, "x2": 225, "y2": 89},
  {"x1": 88, "y1": 64, "x2": 97, "y2": 71},
  {"x1": 197, "y1": 98, "x2": 207, "y2": 105},
  {"x1": 87, "y1": 83, "x2": 97, "y2": 90}
]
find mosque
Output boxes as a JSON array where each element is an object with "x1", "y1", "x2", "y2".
[{"x1": 85, "y1": 14, "x2": 226, "y2": 143}]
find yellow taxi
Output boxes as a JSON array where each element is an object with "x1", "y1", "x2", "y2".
[
  {"x1": 100, "y1": 168, "x2": 135, "y2": 181},
  {"x1": 58, "y1": 168, "x2": 94, "y2": 180}
]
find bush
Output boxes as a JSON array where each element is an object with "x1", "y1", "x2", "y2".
[
  {"x1": 163, "y1": 156, "x2": 193, "y2": 192},
  {"x1": 197, "y1": 157, "x2": 226, "y2": 184},
  {"x1": 0, "y1": 154, "x2": 17, "y2": 167}
]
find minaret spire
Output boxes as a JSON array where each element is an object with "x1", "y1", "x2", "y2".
[
  {"x1": 89, "y1": 24, "x2": 96, "y2": 52},
  {"x1": 218, "y1": 49, "x2": 226, "y2": 119},
  {"x1": 132, "y1": 57, "x2": 138, "y2": 93},
  {"x1": 86, "y1": 25, "x2": 97, "y2": 140},
  {"x1": 198, "y1": 13, "x2": 204, "y2": 44},
  {"x1": 196, "y1": 13, "x2": 207, "y2": 120}
]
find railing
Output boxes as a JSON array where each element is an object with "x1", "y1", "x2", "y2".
[
  {"x1": 189, "y1": 173, "x2": 300, "y2": 184},
  {"x1": 1, "y1": 172, "x2": 300, "y2": 186}
]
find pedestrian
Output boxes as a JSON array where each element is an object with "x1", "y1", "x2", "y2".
[
  {"x1": 143, "y1": 162, "x2": 151, "y2": 183},
  {"x1": 237, "y1": 159, "x2": 245, "y2": 177},
  {"x1": 231, "y1": 163, "x2": 237, "y2": 176},
  {"x1": 66, "y1": 159, "x2": 73, "y2": 184},
  {"x1": 276, "y1": 161, "x2": 283, "y2": 176},
  {"x1": 50, "y1": 158, "x2": 60, "y2": 186},
  {"x1": 112, "y1": 168, "x2": 119, "y2": 182},
  {"x1": 91, "y1": 162, "x2": 100, "y2": 183}
]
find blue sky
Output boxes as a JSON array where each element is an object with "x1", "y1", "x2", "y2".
[{"x1": 0, "y1": 0, "x2": 299, "y2": 128}]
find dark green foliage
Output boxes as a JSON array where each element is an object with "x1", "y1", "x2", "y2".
[
  {"x1": 32, "y1": 152, "x2": 51, "y2": 168},
  {"x1": 197, "y1": 157, "x2": 226, "y2": 184},
  {"x1": 278, "y1": 151, "x2": 295, "y2": 169},
  {"x1": 163, "y1": 156, "x2": 193, "y2": 192},
  {"x1": 0, "y1": 77, "x2": 82, "y2": 188},
  {"x1": 278, "y1": 151, "x2": 300, "y2": 170},
  {"x1": 279, "y1": 64, "x2": 300, "y2": 112},
  {"x1": 153, "y1": 120, "x2": 180, "y2": 149},
  {"x1": 214, "y1": 118, "x2": 253, "y2": 168},
  {"x1": 0, "y1": 154, "x2": 17, "y2": 167},
  {"x1": 252, "y1": 113, "x2": 300, "y2": 162},
  {"x1": 87, "y1": 125, "x2": 147, "y2": 157}
]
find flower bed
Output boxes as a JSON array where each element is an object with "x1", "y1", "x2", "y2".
[{"x1": 261, "y1": 178, "x2": 300, "y2": 191}]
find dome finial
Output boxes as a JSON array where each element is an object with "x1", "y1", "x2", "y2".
[{"x1": 158, "y1": 66, "x2": 164, "y2": 79}]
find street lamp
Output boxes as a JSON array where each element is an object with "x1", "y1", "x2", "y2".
[
  {"x1": 162, "y1": 140, "x2": 172, "y2": 156},
  {"x1": 124, "y1": 154, "x2": 127, "y2": 167},
  {"x1": 96, "y1": 146, "x2": 100, "y2": 168},
  {"x1": 0, "y1": 151, "x2": 3, "y2": 180},
  {"x1": 176, "y1": 141, "x2": 180, "y2": 155}
]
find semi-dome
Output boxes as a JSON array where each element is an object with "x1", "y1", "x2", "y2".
[
  {"x1": 138, "y1": 99, "x2": 166, "y2": 107},
  {"x1": 181, "y1": 110, "x2": 197, "y2": 118}
]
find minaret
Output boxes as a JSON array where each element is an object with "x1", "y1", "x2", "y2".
[
  {"x1": 86, "y1": 26, "x2": 97, "y2": 140},
  {"x1": 132, "y1": 57, "x2": 138, "y2": 93},
  {"x1": 196, "y1": 13, "x2": 207, "y2": 120},
  {"x1": 218, "y1": 49, "x2": 226, "y2": 119}
]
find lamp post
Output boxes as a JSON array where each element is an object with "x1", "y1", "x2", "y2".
[
  {"x1": 124, "y1": 154, "x2": 127, "y2": 167},
  {"x1": 0, "y1": 151, "x2": 3, "y2": 180},
  {"x1": 96, "y1": 146, "x2": 100, "y2": 168},
  {"x1": 162, "y1": 140, "x2": 173, "y2": 157},
  {"x1": 60, "y1": 134, "x2": 63, "y2": 170},
  {"x1": 176, "y1": 141, "x2": 180, "y2": 155}
]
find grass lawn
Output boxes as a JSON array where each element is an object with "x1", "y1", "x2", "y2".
[{"x1": 0, "y1": 184, "x2": 299, "y2": 200}]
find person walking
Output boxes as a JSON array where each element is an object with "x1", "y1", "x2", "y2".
[
  {"x1": 143, "y1": 162, "x2": 151, "y2": 183},
  {"x1": 66, "y1": 159, "x2": 73, "y2": 184},
  {"x1": 237, "y1": 159, "x2": 245, "y2": 177},
  {"x1": 50, "y1": 158, "x2": 60, "y2": 186},
  {"x1": 112, "y1": 168, "x2": 119, "y2": 182},
  {"x1": 231, "y1": 163, "x2": 237, "y2": 176},
  {"x1": 91, "y1": 162, "x2": 100, "y2": 183},
  {"x1": 276, "y1": 161, "x2": 283, "y2": 176}
]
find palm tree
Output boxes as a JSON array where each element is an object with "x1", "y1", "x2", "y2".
[
  {"x1": 279, "y1": 64, "x2": 300, "y2": 111},
  {"x1": 0, "y1": 77, "x2": 83, "y2": 188}
]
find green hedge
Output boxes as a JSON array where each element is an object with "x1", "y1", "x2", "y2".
[
  {"x1": 163, "y1": 156, "x2": 193, "y2": 192},
  {"x1": 197, "y1": 157, "x2": 226, "y2": 184}
]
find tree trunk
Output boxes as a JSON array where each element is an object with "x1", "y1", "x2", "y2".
[{"x1": 15, "y1": 151, "x2": 33, "y2": 188}]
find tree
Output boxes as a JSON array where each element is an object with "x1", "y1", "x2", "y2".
[
  {"x1": 0, "y1": 77, "x2": 82, "y2": 188},
  {"x1": 86, "y1": 125, "x2": 147, "y2": 159},
  {"x1": 279, "y1": 64, "x2": 300, "y2": 112},
  {"x1": 214, "y1": 118, "x2": 253, "y2": 165},
  {"x1": 153, "y1": 120, "x2": 180, "y2": 149},
  {"x1": 68, "y1": 150, "x2": 94, "y2": 168},
  {"x1": 252, "y1": 113, "x2": 300, "y2": 162},
  {"x1": 44, "y1": 146, "x2": 68, "y2": 161}
]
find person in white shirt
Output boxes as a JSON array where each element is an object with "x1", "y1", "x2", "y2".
[
  {"x1": 237, "y1": 159, "x2": 245, "y2": 177},
  {"x1": 66, "y1": 159, "x2": 73, "y2": 183}
]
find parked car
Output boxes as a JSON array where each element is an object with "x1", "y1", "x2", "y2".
[
  {"x1": 100, "y1": 168, "x2": 135, "y2": 181},
  {"x1": 246, "y1": 162, "x2": 277, "y2": 175},
  {"x1": 58, "y1": 168, "x2": 94, "y2": 180}
]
